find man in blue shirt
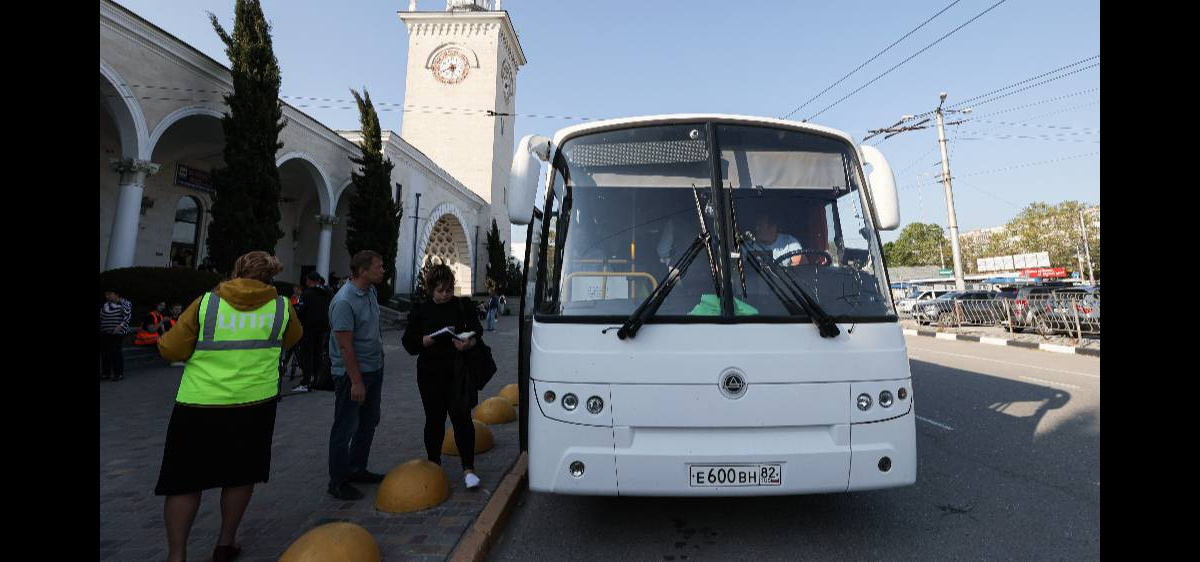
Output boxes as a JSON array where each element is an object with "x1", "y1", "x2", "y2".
[
  {"x1": 753, "y1": 213, "x2": 804, "y2": 265},
  {"x1": 326, "y1": 250, "x2": 388, "y2": 500}
]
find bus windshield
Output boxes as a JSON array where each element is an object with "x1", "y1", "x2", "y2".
[{"x1": 544, "y1": 121, "x2": 893, "y2": 321}]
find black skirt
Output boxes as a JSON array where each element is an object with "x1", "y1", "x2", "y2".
[{"x1": 154, "y1": 398, "x2": 278, "y2": 496}]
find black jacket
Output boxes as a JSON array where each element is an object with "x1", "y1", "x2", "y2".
[
  {"x1": 402, "y1": 297, "x2": 485, "y2": 369},
  {"x1": 297, "y1": 285, "x2": 333, "y2": 334}
]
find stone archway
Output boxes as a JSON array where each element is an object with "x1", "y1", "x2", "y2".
[
  {"x1": 420, "y1": 212, "x2": 473, "y2": 296},
  {"x1": 277, "y1": 152, "x2": 334, "y2": 283},
  {"x1": 144, "y1": 111, "x2": 225, "y2": 268}
]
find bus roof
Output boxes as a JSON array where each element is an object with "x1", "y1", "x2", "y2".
[{"x1": 549, "y1": 114, "x2": 858, "y2": 151}]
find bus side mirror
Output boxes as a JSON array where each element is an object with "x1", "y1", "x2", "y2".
[
  {"x1": 508, "y1": 134, "x2": 551, "y2": 225},
  {"x1": 860, "y1": 145, "x2": 900, "y2": 231}
]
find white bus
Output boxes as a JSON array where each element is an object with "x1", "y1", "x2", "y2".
[{"x1": 507, "y1": 115, "x2": 914, "y2": 496}]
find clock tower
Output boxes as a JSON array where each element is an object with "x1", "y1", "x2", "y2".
[{"x1": 398, "y1": 0, "x2": 526, "y2": 251}]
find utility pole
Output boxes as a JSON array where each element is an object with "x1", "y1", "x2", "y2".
[
  {"x1": 865, "y1": 93, "x2": 971, "y2": 290},
  {"x1": 935, "y1": 93, "x2": 967, "y2": 291},
  {"x1": 1079, "y1": 208, "x2": 1095, "y2": 284},
  {"x1": 409, "y1": 191, "x2": 422, "y2": 297}
]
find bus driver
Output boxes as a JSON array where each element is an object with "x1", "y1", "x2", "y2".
[{"x1": 753, "y1": 213, "x2": 804, "y2": 266}]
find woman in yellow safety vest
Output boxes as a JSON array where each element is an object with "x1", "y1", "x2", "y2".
[{"x1": 154, "y1": 251, "x2": 303, "y2": 562}]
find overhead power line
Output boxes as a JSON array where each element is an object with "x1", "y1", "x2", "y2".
[
  {"x1": 803, "y1": 0, "x2": 1010, "y2": 122},
  {"x1": 948, "y1": 55, "x2": 1099, "y2": 108},
  {"x1": 900, "y1": 150, "x2": 1100, "y2": 189},
  {"x1": 780, "y1": 0, "x2": 963, "y2": 120}
]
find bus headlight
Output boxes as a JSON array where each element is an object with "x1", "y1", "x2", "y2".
[
  {"x1": 562, "y1": 393, "x2": 578, "y2": 411},
  {"x1": 879, "y1": 391, "x2": 894, "y2": 408},
  {"x1": 857, "y1": 393, "x2": 872, "y2": 411},
  {"x1": 586, "y1": 396, "x2": 604, "y2": 414},
  {"x1": 898, "y1": 387, "x2": 908, "y2": 400},
  {"x1": 543, "y1": 390, "x2": 556, "y2": 403},
  {"x1": 569, "y1": 461, "x2": 585, "y2": 478}
]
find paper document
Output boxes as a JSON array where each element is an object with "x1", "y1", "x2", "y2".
[{"x1": 429, "y1": 327, "x2": 475, "y2": 340}]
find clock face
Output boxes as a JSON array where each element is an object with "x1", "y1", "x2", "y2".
[
  {"x1": 500, "y1": 60, "x2": 514, "y2": 103},
  {"x1": 432, "y1": 49, "x2": 469, "y2": 85}
]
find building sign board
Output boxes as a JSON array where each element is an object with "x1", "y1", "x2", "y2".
[{"x1": 175, "y1": 164, "x2": 213, "y2": 193}]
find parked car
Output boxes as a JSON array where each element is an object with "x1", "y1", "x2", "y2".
[
  {"x1": 1045, "y1": 286, "x2": 1100, "y2": 333},
  {"x1": 1010, "y1": 285, "x2": 1100, "y2": 334},
  {"x1": 914, "y1": 291, "x2": 1002, "y2": 326},
  {"x1": 896, "y1": 289, "x2": 952, "y2": 314}
]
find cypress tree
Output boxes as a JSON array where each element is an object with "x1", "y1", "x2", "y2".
[
  {"x1": 205, "y1": 0, "x2": 286, "y2": 274},
  {"x1": 345, "y1": 88, "x2": 403, "y2": 303},
  {"x1": 486, "y1": 218, "x2": 507, "y2": 293}
]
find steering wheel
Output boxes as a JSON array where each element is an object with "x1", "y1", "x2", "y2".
[{"x1": 775, "y1": 249, "x2": 833, "y2": 267}]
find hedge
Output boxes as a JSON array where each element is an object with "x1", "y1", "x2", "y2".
[{"x1": 99, "y1": 267, "x2": 297, "y2": 320}]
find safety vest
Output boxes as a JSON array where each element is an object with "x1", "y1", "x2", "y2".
[
  {"x1": 176, "y1": 292, "x2": 289, "y2": 405},
  {"x1": 134, "y1": 312, "x2": 164, "y2": 346}
]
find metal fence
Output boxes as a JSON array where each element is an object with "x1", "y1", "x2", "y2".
[{"x1": 899, "y1": 294, "x2": 1100, "y2": 338}]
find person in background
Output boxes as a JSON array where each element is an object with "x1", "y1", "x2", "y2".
[
  {"x1": 292, "y1": 272, "x2": 333, "y2": 394},
  {"x1": 100, "y1": 290, "x2": 132, "y2": 382},
  {"x1": 135, "y1": 302, "x2": 169, "y2": 347},
  {"x1": 154, "y1": 251, "x2": 302, "y2": 562},
  {"x1": 485, "y1": 287, "x2": 500, "y2": 331},
  {"x1": 167, "y1": 304, "x2": 185, "y2": 367}
]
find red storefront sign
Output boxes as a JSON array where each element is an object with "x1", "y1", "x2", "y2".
[{"x1": 1019, "y1": 267, "x2": 1067, "y2": 278}]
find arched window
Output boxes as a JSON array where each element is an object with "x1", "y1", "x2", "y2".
[{"x1": 170, "y1": 197, "x2": 202, "y2": 268}]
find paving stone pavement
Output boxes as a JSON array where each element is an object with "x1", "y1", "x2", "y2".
[{"x1": 100, "y1": 314, "x2": 521, "y2": 561}]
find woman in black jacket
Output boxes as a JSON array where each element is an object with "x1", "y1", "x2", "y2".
[{"x1": 401, "y1": 264, "x2": 485, "y2": 489}]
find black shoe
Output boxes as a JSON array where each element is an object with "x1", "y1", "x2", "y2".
[
  {"x1": 347, "y1": 470, "x2": 385, "y2": 484},
  {"x1": 112, "y1": 375, "x2": 124, "y2": 382},
  {"x1": 327, "y1": 482, "x2": 364, "y2": 500},
  {"x1": 100, "y1": 374, "x2": 111, "y2": 381}
]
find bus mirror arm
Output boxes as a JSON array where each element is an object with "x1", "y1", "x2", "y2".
[{"x1": 508, "y1": 134, "x2": 551, "y2": 226}]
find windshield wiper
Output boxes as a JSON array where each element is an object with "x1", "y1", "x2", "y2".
[
  {"x1": 740, "y1": 234, "x2": 841, "y2": 338},
  {"x1": 617, "y1": 186, "x2": 721, "y2": 340},
  {"x1": 727, "y1": 182, "x2": 747, "y2": 298},
  {"x1": 616, "y1": 233, "x2": 710, "y2": 340}
]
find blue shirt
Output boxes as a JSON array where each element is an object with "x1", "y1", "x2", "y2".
[
  {"x1": 756, "y1": 233, "x2": 804, "y2": 260},
  {"x1": 328, "y1": 282, "x2": 384, "y2": 376}
]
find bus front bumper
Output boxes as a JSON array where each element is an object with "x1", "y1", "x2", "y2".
[{"x1": 527, "y1": 411, "x2": 916, "y2": 496}]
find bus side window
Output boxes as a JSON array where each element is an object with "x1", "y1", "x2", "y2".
[{"x1": 540, "y1": 175, "x2": 564, "y2": 314}]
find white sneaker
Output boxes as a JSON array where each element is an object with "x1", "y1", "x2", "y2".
[
  {"x1": 464, "y1": 472, "x2": 480, "y2": 489},
  {"x1": 170, "y1": 362, "x2": 186, "y2": 367},
  {"x1": 291, "y1": 384, "x2": 309, "y2": 393}
]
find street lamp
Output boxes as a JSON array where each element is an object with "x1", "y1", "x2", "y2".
[{"x1": 409, "y1": 181, "x2": 425, "y2": 298}]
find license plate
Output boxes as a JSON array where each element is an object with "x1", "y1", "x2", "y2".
[{"x1": 689, "y1": 464, "x2": 782, "y2": 487}]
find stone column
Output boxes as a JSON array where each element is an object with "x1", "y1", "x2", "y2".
[
  {"x1": 315, "y1": 214, "x2": 339, "y2": 280},
  {"x1": 104, "y1": 158, "x2": 160, "y2": 270}
]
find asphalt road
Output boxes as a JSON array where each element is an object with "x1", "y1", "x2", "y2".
[{"x1": 489, "y1": 336, "x2": 1100, "y2": 561}]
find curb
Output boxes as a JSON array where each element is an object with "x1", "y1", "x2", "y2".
[
  {"x1": 902, "y1": 328, "x2": 1099, "y2": 357},
  {"x1": 449, "y1": 451, "x2": 528, "y2": 562}
]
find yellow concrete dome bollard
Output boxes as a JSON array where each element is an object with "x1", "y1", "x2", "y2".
[
  {"x1": 473, "y1": 396, "x2": 517, "y2": 424},
  {"x1": 442, "y1": 419, "x2": 495, "y2": 456},
  {"x1": 375, "y1": 459, "x2": 449, "y2": 513},
  {"x1": 279, "y1": 522, "x2": 380, "y2": 562},
  {"x1": 499, "y1": 383, "x2": 520, "y2": 406}
]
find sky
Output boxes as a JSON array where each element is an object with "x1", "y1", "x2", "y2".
[{"x1": 111, "y1": 0, "x2": 1100, "y2": 246}]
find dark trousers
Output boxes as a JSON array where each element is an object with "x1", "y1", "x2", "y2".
[
  {"x1": 417, "y1": 366, "x2": 475, "y2": 470},
  {"x1": 327, "y1": 370, "x2": 383, "y2": 488},
  {"x1": 297, "y1": 331, "x2": 329, "y2": 386},
  {"x1": 99, "y1": 333, "x2": 124, "y2": 377}
]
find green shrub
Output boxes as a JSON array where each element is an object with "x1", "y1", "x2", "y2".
[
  {"x1": 98, "y1": 267, "x2": 297, "y2": 319},
  {"x1": 100, "y1": 267, "x2": 223, "y2": 315}
]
